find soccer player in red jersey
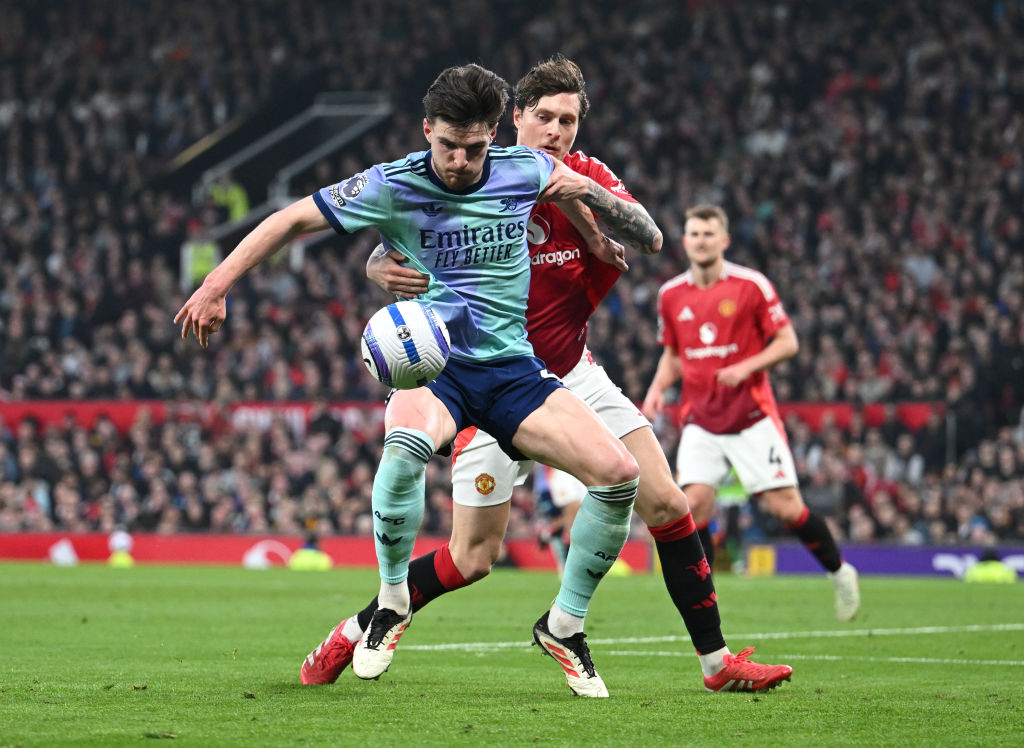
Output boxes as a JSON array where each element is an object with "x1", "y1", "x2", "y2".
[
  {"x1": 643, "y1": 204, "x2": 860, "y2": 621},
  {"x1": 301, "y1": 57, "x2": 792, "y2": 696}
]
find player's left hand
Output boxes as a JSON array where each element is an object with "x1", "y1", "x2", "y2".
[
  {"x1": 367, "y1": 245, "x2": 430, "y2": 298},
  {"x1": 715, "y1": 363, "x2": 751, "y2": 387},
  {"x1": 589, "y1": 235, "x2": 628, "y2": 272}
]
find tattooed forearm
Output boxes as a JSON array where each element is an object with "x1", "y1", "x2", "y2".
[{"x1": 580, "y1": 181, "x2": 663, "y2": 254}]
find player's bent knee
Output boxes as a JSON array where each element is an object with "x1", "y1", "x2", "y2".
[
  {"x1": 460, "y1": 563, "x2": 492, "y2": 583},
  {"x1": 634, "y1": 486, "x2": 689, "y2": 526},
  {"x1": 773, "y1": 507, "x2": 803, "y2": 525},
  {"x1": 775, "y1": 505, "x2": 805, "y2": 524},
  {"x1": 762, "y1": 488, "x2": 804, "y2": 523},
  {"x1": 682, "y1": 486, "x2": 712, "y2": 510},
  {"x1": 450, "y1": 542, "x2": 500, "y2": 582},
  {"x1": 601, "y1": 452, "x2": 639, "y2": 487},
  {"x1": 680, "y1": 484, "x2": 715, "y2": 524},
  {"x1": 688, "y1": 496, "x2": 711, "y2": 516}
]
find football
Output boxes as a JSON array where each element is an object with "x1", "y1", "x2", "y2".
[{"x1": 360, "y1": 301, "x2": 451, "y2": 389}]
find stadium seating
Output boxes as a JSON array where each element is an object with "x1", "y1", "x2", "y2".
[{"x1": 1, "y1": 0, "x2": 1022, "y2": 545}]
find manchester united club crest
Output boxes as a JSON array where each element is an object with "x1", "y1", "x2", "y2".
[
  {"x1": 718, "y1": 298, "x2": 737, "y2": 318},
  {"x1": 474, "y1": 473, "x2": 496, "y2": 495}
]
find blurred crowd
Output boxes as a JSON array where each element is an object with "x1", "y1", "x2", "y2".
[{"x1": 1, "y1": 0, "x2": 1023, "y2": 545}]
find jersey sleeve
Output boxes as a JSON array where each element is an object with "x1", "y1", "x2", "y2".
[
  {"x1": 312, "y1": 165, "x2": 391, "y2": 235},
  {"x1": 575, "y1": 152, "x2": 638, "y2": 204},
  {"x1": 752, "y1": 273, "x2": 790, "y2": 339},
  {"x1": 530, "y1": 148, "x2": 556, "y2": 195}
]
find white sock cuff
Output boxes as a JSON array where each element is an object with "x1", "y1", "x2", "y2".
[
  {"x1": 549, "y1": 602, "x2": 585, "y2": 638},
  {"x1": 341, "y1": 615, "x2": 363, "y2": 642},
  {"x1": 377, "y1": 581, "x2": 411, "y2": 614},
  {"x1": 697, "y1": 646, "x2": 730, "y2": 677}
]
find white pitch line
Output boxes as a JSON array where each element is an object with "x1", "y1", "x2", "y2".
[
  {"x1": 592, "y1": 622, "x2": 1024, "y2": 645},
  {"x1": 598, "y1": 651, "x2": 1024, "y2": 667},
  {"x1": 400, "y1": 622, "x2": 1024, "y2": 653}
]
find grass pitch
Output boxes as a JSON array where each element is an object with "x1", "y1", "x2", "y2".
[{"x1": 1, "y1": 562, "x2": 1021, "y2": 747}]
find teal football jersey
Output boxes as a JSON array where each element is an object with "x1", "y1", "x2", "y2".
[{"x1": 314, "y1": 146, "x2": 555, "y2": 361}]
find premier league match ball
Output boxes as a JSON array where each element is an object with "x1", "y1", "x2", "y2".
[{"x1": 360, "y1": 301, "x2": 451, "y2": 390}]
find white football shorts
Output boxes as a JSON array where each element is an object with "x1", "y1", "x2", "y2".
[
  {"x1": 675, "y1": 416, "x2": 797, "y2": 495},
  {"x1": 451, "y1": 348, "x2": 650, "y2": 508},
  {"x1": 542, "y1": 465, "x2": 588, "y2": 508}
]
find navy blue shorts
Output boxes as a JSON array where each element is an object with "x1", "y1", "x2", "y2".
[{"x1": 427, "y1": 355, "x2": 564, "y2": 460}]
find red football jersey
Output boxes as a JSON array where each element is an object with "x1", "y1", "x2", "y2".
[
  {"x1": 524, "y1": 151, "x2": 635, "y2": 377},
  {"x1": 656, "y1": 261, "x2": 791, "y2": 434}
]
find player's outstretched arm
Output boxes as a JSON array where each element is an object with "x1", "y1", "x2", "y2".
[
  {"x1": 642, "y1": 347, "x2": 682, "y2": 420},
  {"x1": 367, "y1": 244, "x2": 430, "y2": 299},
  {"x1": 174, "y1": 196, "x2": 328, "y2": 347}
]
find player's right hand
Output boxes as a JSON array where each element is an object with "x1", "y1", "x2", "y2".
[
  {"x1": 367, "y1": 244, "x2": 429, "y2": 298},
  {"x1": 173, "y1": 283, "x2": 226, "y2": 349},
  {"x1": 641, "y1": 389, "x2": 663, "y2": 420}
]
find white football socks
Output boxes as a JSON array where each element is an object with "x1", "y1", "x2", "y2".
[
  {"x1": 341, "y1": 615, "x2": 363, "y2": 643},
  {"x1": 698, "y1": 646, "x2": 730, "y2": 677},
  {"x1": 548, "y1": 602, "x2": 585, "y2": 638},
  {"x1": 377, "y1": 581, "x2": 410, "y2": 615}
]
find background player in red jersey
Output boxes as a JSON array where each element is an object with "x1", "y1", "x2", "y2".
[
  {"x1": 643, "y1": 204, "x2": 861, "y2": 621},
  {"x1": 301, "y1": 57, "x2": 792, "y2": 696}
]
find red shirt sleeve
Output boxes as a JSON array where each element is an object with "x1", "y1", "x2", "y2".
[
  {"x1": 573, "y1": 153, "x2": 638, "y2": 204},
  {"x1": 753, "y1": 274, "x2": 790, "y2": 342}
]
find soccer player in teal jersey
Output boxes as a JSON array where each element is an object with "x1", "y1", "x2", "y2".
[{"x1": 176, "y1": 64, "x2": 641, "y2": 697}]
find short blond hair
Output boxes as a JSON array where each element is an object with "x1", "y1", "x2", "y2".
[{"x1": 685, "y1": 204, "x2": 729, "y2": 233}]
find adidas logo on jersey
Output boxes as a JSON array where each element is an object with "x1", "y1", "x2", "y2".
[{"x1": 677, "y1": 306, "x2": 695, "y2": 321}]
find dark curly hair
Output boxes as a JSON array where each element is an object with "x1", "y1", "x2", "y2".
[{"x1": 422, "y1": 64, "x2": 509, "y2": 130}]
